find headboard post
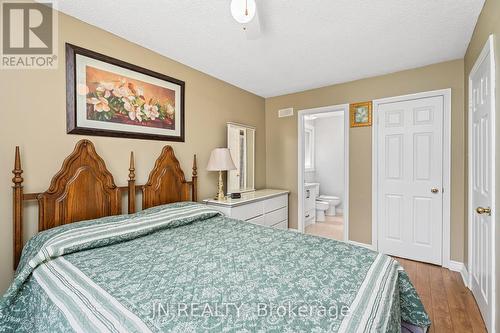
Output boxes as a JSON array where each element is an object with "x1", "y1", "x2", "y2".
[
  {"x1": 192, "y1": 154, "x2": 198, "y2": 202},
  {"x1": 12, "y1": 146, "x2": 23, "y2": 270},
  {"x1": 128, "y1": 152, "x2": 136, "y2": 214}
]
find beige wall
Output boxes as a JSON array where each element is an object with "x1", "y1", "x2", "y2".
[
  {"x1": 464, "y1": 0, "x2": 500, "y2": 329},
  {"x1": 265, "y1": 60, "x2": 465, "y2": 261},
  {"x1": 0, "y1": 12, "x2": 265, "y2": 293},
  {"x1": 1, "y1": 3, "x2": 493, "y2": 313}
]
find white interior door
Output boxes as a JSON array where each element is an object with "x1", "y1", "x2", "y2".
[
  {"x1": 377, "y1": 96, "x2": 444, "y2": 265},
  {"x1": 469, "y1": 36, "x2": 495, "y2": 333}
]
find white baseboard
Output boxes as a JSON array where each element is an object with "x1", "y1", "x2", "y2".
[
  {"x1": 448, "y1": 260, "x2": 469, "y2": 288},
  {"x1": 349, "y1": 240, "x2": 375, "y2": 251}
]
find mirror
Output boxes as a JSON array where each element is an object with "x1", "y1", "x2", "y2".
[
  {"x1": 304, "y1": 124, "x2": 315, "y2": 172},
  {"x1": 227, "y1": 122, "x2": 255, "y2": 194}
]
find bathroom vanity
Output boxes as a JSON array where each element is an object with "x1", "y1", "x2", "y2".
[
  {"x1": 304, "y1": 183, "x2": 319, "y2": 225},
  {"x1": 203, "y1": 189, "x2": 289, "y2": 229}
]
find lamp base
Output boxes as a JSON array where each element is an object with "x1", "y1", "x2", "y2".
[{"x1": 214, "y1": 170, "x2": 225, "y2": 201}]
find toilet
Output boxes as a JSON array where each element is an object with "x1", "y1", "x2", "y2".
[
  {"x1": 315, "y1": 200, "x2": 329, "y2": 222},
  {"x1": 318, "y1": 195, "x2": 341, "y2": 216}
]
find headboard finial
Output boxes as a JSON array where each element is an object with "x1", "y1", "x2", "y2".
[
  {"x1": 192, "y1": 154, "x2": 197, "y2": 177},
  {"x1": 12, "y1": 146, "x2": 24, "y2": 269},
  {"x1": 128, "y1": 151, "x2": 136, "y2": 214},
  {"x1": 12, "y1": 146, "x2": 23, "y2": 185},
  {"x1": 192, "y1": 154, "x2": 198, "y2": 202},
  {"x1": 129, "y1": 152, "x2": 136, "y2": 181}
]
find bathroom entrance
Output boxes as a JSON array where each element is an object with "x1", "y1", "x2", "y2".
[{"x1": 298, "y1": 104, "x2": 349, "y2": 241}]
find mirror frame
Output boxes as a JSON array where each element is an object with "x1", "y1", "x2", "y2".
[{"x1": 226, "y1": 122, "x2": 256, "y2": 194}]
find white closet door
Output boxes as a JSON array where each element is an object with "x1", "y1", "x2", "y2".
[
  {"x1": 377, "y1": 96, "x2": 444, "y2": 265},
  {"x1": 469, "y1": 37, "x2": 495, "y2": 333}
]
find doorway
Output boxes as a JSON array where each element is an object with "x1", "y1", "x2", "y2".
[
  {"x1": 468, "y1": 35, "x2": 496, "y2": 333},
  {"x1": 372, "y1": 89, "x2": 452, "y2": 266},
  {"x1": 298, "y1": 104, "x2": 349, "y2": 241}
]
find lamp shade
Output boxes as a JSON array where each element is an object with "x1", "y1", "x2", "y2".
[{"x1": 206, "y1": 148, "x2": 237, "y2": 171}]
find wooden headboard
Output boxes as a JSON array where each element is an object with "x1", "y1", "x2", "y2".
[
  {"x1": 143, "y1": 146, "x2": 197, "y2": 209},
  {"x1": 12, "y1": 139, "x2": 197, "y2": 269}
]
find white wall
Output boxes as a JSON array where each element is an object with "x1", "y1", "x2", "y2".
[{"x1": 313, "y1": 114, "x2": 345, "y2": 204}]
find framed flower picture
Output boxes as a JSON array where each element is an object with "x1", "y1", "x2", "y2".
[
  {"x1": 66, "y1": 43, "x2": 185, "y2": 141},
  {"x1": 350, "y1": 101, "x2": 372, "y2": 128}
]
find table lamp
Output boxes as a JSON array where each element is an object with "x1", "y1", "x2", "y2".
[{"x1": 206, "y1": 148, "x2": 237, "y2": 200}]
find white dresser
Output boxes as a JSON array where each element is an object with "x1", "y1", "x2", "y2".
[{"x1": 203, "y1": 189, "x2": 289, "y2": 229}]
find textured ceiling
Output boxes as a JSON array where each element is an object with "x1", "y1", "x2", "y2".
[{"x1": 56, "y1": 0, "x2": 485, "y2": 97}]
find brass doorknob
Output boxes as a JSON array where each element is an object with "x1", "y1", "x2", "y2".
[
  {"x1": 431, "y1": 188, "x2": 439, "y2": 194},
  {"x1": 476, "y1": 207, "x2": 491, "y2": 215}
]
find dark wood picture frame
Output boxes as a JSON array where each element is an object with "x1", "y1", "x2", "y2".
[{"x1": 66, "y1": 43, "x2": 185, "y2": 142}]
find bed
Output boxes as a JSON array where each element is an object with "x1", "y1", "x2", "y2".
[{"x1": 1, "y1": 140, "x2": 430, "y2": 332}]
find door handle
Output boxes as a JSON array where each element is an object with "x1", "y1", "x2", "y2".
[
  {"x1": 431, "y1": 188, "x2": 439, "y2": 194},
  {"x1": 476, "y1": 206, "x2": 491, "y2": 215}
]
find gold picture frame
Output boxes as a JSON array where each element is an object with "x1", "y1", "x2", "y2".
[{"x1": 350, "y1": 101, "x2": 372, "y2": 128}]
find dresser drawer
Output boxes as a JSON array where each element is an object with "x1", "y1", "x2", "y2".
[
  {"x1": 263, "y1": 194, "x2": 288, "y2": 213},
  {"x1": 264, "y1": 207, "x2": 287, "y2": 226},
  {"x1": 230, "y1": 201, "x2": 264, "y2": 221},
  {"x1": 273, "y1": 220, "x2": 288, "y2": 230},
  {"x1": 203, "y1": 190, "x2": 290, "y2": 227},
  {"x1": 246, "y1": 214, "x2": 265, "y2": 226}
]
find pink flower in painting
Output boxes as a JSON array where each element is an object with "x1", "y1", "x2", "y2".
[
  {"x1": 143, "y1": 104, "x2": 160, "y2": 120},
  {"x1": 113, "y1": 86, "x2": 131, "y2": 98},
  {"x1": 150, "y1": 105, "x2": 159, "y2": 120},
  {"x1": 166, "y1": 103, "x2": 175, "y2": 118},
  {"x1": 136, "y1": 107, "x2": 143, "y2": 122},
  {"x1": 128, "y1": 106, "x2": 144, "y2": 122},
  {"x1": 87, "y1": 97, "x2": 110, "y2": 112},
  {"x1": 101, "y1": 82, "x2": 114, "y2": 90},
  {"x1": 96, "y1": 82, "x2": 114, "y2": 98},
  {"x1": 123, "y1": 99, "x2": 133, "y2": 112},
  {"x1": 128, "y1": 110, "x2": 136, "y2": 121}
]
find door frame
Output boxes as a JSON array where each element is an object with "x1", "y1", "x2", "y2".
[
  {"x1": 467, "y1": 34, "x2": 496, "y2": 332},
  {"x1": 297, "y1": 104, "x2": 350, "y2": 241},
  {"x1": 371, "y1": 89, "x2": 452, "y2": 267}
]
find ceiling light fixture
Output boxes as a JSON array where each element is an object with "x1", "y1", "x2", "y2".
[{"x1": 231, "y1": 0, "x2": 256, "y2": 24}]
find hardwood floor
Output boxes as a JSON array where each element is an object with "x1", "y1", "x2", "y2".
[{"x1": 394, "y1": 257, "x2": 487, "y2": 333}]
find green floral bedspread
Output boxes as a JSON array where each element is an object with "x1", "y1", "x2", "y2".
[{"x1": 0, "y1": 202, "x2": 430, "y2": 332}]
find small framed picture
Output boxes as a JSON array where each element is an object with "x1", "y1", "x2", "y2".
[{"x1": 350, "y1": 101, "x2": 372, "y2": 127}]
